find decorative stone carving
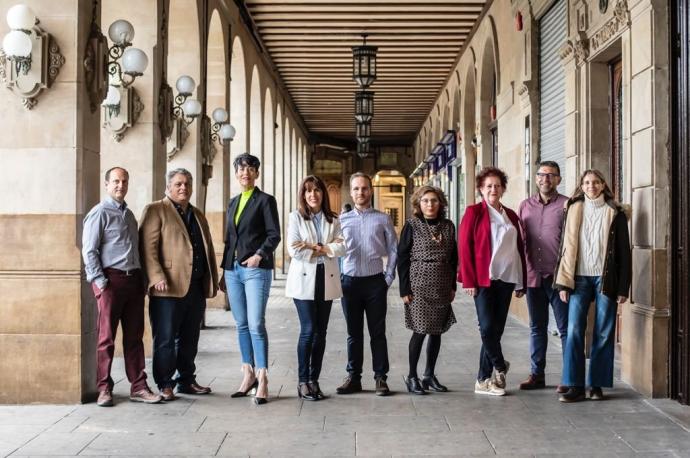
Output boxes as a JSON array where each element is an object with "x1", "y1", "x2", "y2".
[
  {"x1": 590, "y1": 0, "x2": 631, "y2": 53},
  {"x1": 559, "y1": 40, "x2": 575, "y2": 62},
  {"x1": 559, "y1": 33, "x2": 589, "y2": 66},
  {"x1": 576, "y1": 0, "x2": 589, "y2": 31}
]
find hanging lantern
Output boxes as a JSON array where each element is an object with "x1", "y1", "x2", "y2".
[
  {"x1": 357, "y1": 141, "x2": 370, "y2": 158},
  {"x1": 352, "y1": 34, "x2": 377, "y2": 88},
  {"x1": 356, "y1": 121, "x2": 371, "y2": 143},
  {"x1": 355, "y1": 90, "x2": 374, "y2": 123}
]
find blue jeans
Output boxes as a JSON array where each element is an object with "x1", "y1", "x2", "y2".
[
  {"x1": 562, "y1": 275, "x2": 618, "y2": 388},
  {"x1": 526, "y1": 276, "x2": 568, "y2": 376},
  {"x1": 474, "y1": 280, "x2": 514, "y2": 381},
  {"x1": 294, "y1": 265, "x2": 333, "y2": 383},
  {"x1": 225, "y1": 262, "x2": 272, "y2": 369},
  {"x1": 149, "y1": 280, "x2": 205, "y2": 389}
]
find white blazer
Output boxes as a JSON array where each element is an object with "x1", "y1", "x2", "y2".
[{"x1": 285, "y1": 210, "x2": 346, "y2": 300}]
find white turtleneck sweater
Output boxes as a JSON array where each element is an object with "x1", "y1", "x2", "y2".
[{"x1": 576, "y1": 194, "x2": 608, "y2": 276}]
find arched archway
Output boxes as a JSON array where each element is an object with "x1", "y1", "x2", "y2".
[
  {"x1": 205, "y1": 9, "x2": 229, "y2": 255},
  {"x1": 478, "y1": 26, "x2": 500, "y2": 168},
  {"x1": 167, "y1": 0, "x2": 201, "y2": 205},
  {"x1": 373, "y1": 170, "x2": 407, "y2": 236},
  {"x1": 263, "y1": 88, "x2": 274, "y2": 194},
  {"x1": 249, "y1": 65, "x2": 262, "y2": 161},
  {"x1": 462, "y1": 63, "x2": 477, "y2": 205},
  {"x1": 230, "y1": 36, "x2": 247, "y2": 198}
]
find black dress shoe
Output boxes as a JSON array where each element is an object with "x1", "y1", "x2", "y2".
[
  {"x1": 403, "y1": 376, "x2": 427, "y2": 395},
  {"x1": 254, "y1": 396, "x2": 267, "y2": 405},
  {"x1": 336, "y1": 375, "x2": 362, "y2": 395},
  {"x1": 177, "y1": 382, "x2": 212, "y2": 395},
  {"x1": 308, "y1": 381, "x2": 327, "y2": 400},
  {"x1": 589, "y1": 387, "x2": 605, "y2": 400},
  {"x1": 422, "y1": 375, "x2": 448, "y2": 392},
  {"x1": 298, "y1": 382, "x2": 317, "y2": 401},
  {"x1": 230, "y1": 379, "x2": 258, "y2": 398},
  {"x1": 559, "y1": 386, "x2": 586, "y2": 403},
  {"x1": 375, "y1": 377, "x2": 391, "y2": 396}
]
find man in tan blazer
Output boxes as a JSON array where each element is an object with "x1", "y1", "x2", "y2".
[{"x1": 140, "y1": 168, "x2": 218, "y2": 401}]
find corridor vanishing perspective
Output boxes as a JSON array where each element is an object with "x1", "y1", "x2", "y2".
[
  {"x1": 3, "y1": 284, "x2": 690, "y2": 457},
  {"x1": 2, "y1": 0, "x2": 690, "y2": 453}
]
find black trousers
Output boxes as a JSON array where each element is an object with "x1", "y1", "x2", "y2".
[
  {"x1": 149, "y1": 280, "x2": 206, "y2": 389},
  {"x1": 474, "y1": 280, "x2": 514, "y2": 381},
  {"x1": 341, "y1": 273, "x2": 390, "y2": 380}
]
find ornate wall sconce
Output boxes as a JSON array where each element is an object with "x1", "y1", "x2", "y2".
[
  {"x1": 101, "y1": 84, "x2": 144, "y2": 142},
  {"x1": 84, "y1": 6, "x2": 148, "y2": 114},
  {"x1": 0, "y1": 4, "x2": 65, "y2": 109},
  {"x1": 166, "y1": 75, "x2": 202, "y2": 160},
  {"x1": 210, "y1": 107, "x2": 236, "y2": 145}
]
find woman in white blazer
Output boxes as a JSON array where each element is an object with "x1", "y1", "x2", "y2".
[{"x1": 286, "y1": 175, "x2": 346, "y2": 401}]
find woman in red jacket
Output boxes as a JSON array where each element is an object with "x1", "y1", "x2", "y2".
[{"x1": 458, "y1": 167, "x2": 526, "y2": 396}]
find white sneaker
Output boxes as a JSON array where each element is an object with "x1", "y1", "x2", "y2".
[
  {"x1": 474, "y1": 378, "x2": 506, "y2": 396},
  {"x1": 494, "y1": 360, "x2": 510, "y2": 389}
]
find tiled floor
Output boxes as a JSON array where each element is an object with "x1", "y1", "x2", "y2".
[{"x1": 2, "y1": 280, "x2": 690, "y2": 457}]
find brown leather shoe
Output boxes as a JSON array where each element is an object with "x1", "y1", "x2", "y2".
[
  {"x1": 130, "y1": 388, "x2": 163, "y2": 404},
  {"x1": 97, "y1": 390, "x2": 113, "y2": 407},
  {"x1": 335, "y1": 375, "x2": 362, "y2": 395},
  {"x1": 177, "y1": 382, "x2": 212, "y2": 395},
  {"x1": 556, "y1": 384, "x2": 569, "y2": 394},
  {"x1": 160, "y1": 387, "x2": 177, "y2": 401},
  {"x1": 519, "y1": 374, "x2": 546, "y2": 390}
]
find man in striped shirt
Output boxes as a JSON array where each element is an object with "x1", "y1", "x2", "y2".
[{"x1": 336, "y1": 172, "x2": 398, "y2": 396}]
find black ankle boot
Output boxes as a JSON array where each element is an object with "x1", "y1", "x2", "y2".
[
  {"x1": 422, "y1": 375, "x2": 448, "y2": 392},
  {"x1": 403, "y1": 376, "x2": 427, "y2": 395}
]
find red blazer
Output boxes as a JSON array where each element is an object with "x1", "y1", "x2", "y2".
[{"x1": 457, "y1": 200, "x2": 527, "y2": 289}]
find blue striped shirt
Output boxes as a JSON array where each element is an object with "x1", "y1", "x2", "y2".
[{"x1": 340, "y1": 206, "x2": 398, "y2": 284}]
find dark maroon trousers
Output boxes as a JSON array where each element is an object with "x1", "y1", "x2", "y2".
[{"x1": 93, "y1": 268, "x2": 148, "y2": 393}]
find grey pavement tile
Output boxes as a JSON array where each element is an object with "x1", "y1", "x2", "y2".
[
  {"x1": 199, "y1": 414, "x2": 324, "y2": 433},
  {"x1": 0, "y1": 407, "x2": 75, "y2": 427},
  {"x1": 614, "y1": 426, "x2": 690, "y2": 453},
  {"x1": 484, "y1": 427, "x2": 634, "y2": 455},
  {"x1": 298, "y1": 395, "x2": 416, "y2": 417},
  {"x1": 11, "y1": 432, "x2": 99, "y2": 456},
  {"x1": 445, "y1": 411, "x2": 573, "y2": 432},
  {"x1": 42, "y1": 414, "x2": 89, "y2": 433},
  {"x1": 74, "y1": 412, "x2": 206, "y2": 433},
  {"x1": 183, "y1": 395, "x2": 302, "y2": 417},
  {"x1": 566, "y1": 412, "x2": 681, "y2": 430},
  {"x1": 216, "y1": 431, "x2": 355, "y2": 456},
  {"x1": 324, "y1": 415, "x2": 449, "y2": 433},
  {"x1": 80, "y1": 432, "x2": 226, "y2": 455},
  {"x1": 356, "y1": 431, "x2": 494, "y2": 456},
  {"x1": 0, "y1": 425, "x2": 47, "y2": 457}
]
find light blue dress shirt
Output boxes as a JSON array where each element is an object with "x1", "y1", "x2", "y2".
[{"x1": 340, "y1": 206, "x2": 398, "y2": 285}]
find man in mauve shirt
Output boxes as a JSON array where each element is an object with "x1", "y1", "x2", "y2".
[{"x1": 517, "y1": 161, "x2": 569, "y2": 393}]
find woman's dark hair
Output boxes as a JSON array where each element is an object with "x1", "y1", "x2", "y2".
[
  {"x1": 298, "y1": 175, "x2": 338, "y2": 223},
  {"x1": 570, "y1": 169, "x2": 615, "y2": 202},
  {"x1": 233, "y1": 153, "x2": 261, "y2": 172},
  {"x1": 410, "y1": 185, "x2": 447, "y2": 219},
  {"x1": 475, "y1": 166, "x2": 508, "y2": 191}
]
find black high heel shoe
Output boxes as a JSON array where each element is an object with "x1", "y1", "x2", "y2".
[
  {"x1": 230, "y1": 379, "x2": 258, "y2": 398},
  {"x1": 297, "y1": 382, "x2": 317, "y2": 401},
  {"x1": 403, "y1": 376, "x2": 427, "y2": 395},
  {"x1": 422, "y1": 375, "x2": 448, "y2": 392},
  {"x1": 308, "y1": 381, "x2": 326, "y2": 400}
]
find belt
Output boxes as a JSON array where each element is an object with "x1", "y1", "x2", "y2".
[{"x1": 104, "y1": 267, "x2": 141, "y2": 276}]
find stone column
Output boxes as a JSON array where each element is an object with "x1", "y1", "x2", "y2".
[
  {"x1": 0, "y1": 0, "x2": 100, "y2": 403},
  {"x1": 621, "y1": 0, "x2": 670, "y2": 397}
]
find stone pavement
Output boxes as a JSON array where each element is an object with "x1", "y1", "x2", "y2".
[{"x1": 2, "y1": 280, "x2": 690, "y2": 457}]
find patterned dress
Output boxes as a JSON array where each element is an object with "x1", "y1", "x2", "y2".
[{"x1": 398, "y1": 217, "x2": 457, "y2": 335}]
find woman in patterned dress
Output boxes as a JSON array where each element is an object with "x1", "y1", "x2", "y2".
[{"x1": 397, "y1": 185, "x2": 457, "y2": 395}]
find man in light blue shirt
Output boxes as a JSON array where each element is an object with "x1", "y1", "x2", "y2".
[{"x1": 336, "y1": 172, "x2": 398, "y2": 396}]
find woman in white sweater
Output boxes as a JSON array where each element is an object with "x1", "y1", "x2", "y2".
[
  {"x1": 553, "y1": 169, "x2": 631, "y2": 403},
  {"x1": 286, "y1": 175, "x2": 346, "y2": 401}
]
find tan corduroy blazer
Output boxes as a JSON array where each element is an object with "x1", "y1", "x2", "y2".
[{"x1": 139, "y1": 197, "x2": 219, "y2": 299}]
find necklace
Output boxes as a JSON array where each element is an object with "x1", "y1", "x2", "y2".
[{"x1": 423, "y1": 217, "x2": 443, "y2": 244}]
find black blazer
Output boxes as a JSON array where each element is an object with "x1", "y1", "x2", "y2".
[{"x1": 220, "y1": 187, "x2": 281, "y2": 270}]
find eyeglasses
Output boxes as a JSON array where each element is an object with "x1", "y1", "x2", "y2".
[
  {"x1": 420, "y1": 198, "x2": 439, "y2": 204},
  {"x1": 536, "y1": 172, "x2": 559, "y2": 179}
]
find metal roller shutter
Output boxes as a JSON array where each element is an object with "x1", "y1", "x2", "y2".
[{"x1": 539, "y1": 0, "x2": 567, "y2": 192}]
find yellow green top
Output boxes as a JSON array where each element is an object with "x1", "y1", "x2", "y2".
[{"x1": 234, "y1": 188, "x2": 255, "y2": 226}]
